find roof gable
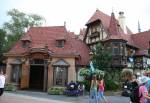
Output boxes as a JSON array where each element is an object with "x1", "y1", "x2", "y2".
[
  {"x1": 86, "y1": 9, "x2": 110, "y2": 30},
  {"x1": 86, "y1": 9, "x2": 132, "y2": 35},
  {"x1": 7, "y1": 26, "x2": 90, "y2": 65}
]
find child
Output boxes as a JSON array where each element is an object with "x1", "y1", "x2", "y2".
[{"x1": 98, "y1": 78, "x2": 108, "y2": 103}]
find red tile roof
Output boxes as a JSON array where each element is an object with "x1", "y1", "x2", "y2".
[
  {"x1": 86, "y1": 9, "x2": 110, "y2": 31},
  {"x1": 132, "y1": 30, "x2": 150, "y2": 50},
  {"x1": 8, "y1": 26, "x2": 90, "y2": 65},
  {"x1": 103, "y1": 12, "x2": 127, "y2": 42},
  {"x1": 21, "y1": 33, "x2": 31, "y2": 41},
  {"x1": 86, "y1": 10, "x2": 145, "y2": 50},
  {"x1": 109, "y1": 12, "x2": 119, "y2": 35},
  {"x1": 86, "y1": 9, "x2": 132, "y2": 34}
]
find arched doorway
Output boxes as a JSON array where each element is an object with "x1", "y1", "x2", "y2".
[{"x1": 29, "y1": 59, "x2": 48, "y2": 91}]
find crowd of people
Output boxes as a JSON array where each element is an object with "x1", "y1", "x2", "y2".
[
  {"x1": 123, "y1": 69, "x2": 150, "y2": 103},
  {"x1": 88, "y1": 75, "x2": 108, "y2": 103},
  {"x1": 135, "y1": 70, "x2": 150, "y2": 103}
]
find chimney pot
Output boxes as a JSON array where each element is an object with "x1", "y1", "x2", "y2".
[{"x1": 119, "y1": 11, "x2": 124, "y2": 15}]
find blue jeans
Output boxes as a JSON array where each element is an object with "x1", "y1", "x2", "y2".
[
  {"x1": 98, "y1": 91, "x2": 107, "y2": 103},
  {"x1": 88, "y1": 89, "x2": 98, "y2": 103},
  {"x1": 147, "y1": 99, "x2": 150, "y2": 103}
]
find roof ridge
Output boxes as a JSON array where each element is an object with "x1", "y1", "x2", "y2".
[{"x1": 132, "y1": 30, "x2": 150, "y2": 35}]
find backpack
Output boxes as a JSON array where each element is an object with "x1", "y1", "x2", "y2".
[{"x1": 129, "y1": 81, "x2": 142, "y2": 103}]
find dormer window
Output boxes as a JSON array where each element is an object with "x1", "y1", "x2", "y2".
[
  {"x1": 21, "y1": 34, "x2": 31, "y2": 48},
  {"x1": 56, "y1": 40, "x2": 65, "y2": 48},
  {"x1": 22, "y1": 41, "x2": 30, "y2": 48}
]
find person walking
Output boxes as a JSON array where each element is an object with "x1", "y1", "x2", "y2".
[
  {"x1": 0, "y1": 69, "x2": 5, "y2": 97},
  {"x1": 139, "y1": 77, "x2": 150, "y2": 103},
  {"x1": 98, "y1": 78, "x2": 108, "y2": 103},
  {"x1": 88, "y1": 75, "x2": 98, "y2": 103}
]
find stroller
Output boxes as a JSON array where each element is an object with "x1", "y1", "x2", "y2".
[
  {"x1": 121, "y1": 80, "x2": 131, "y2": 97},
  {"x1": 64, "y1": 81, "x2": 83, "y2": 96}
]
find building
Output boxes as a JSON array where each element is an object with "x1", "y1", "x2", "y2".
[
  {"x1": 4, "y1": 26, "x2": 90, "y2": 91},
  {"x1": 83, "y1": 9, "x2": 150, "y2": 69}
]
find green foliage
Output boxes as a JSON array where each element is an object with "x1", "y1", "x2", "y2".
[
  {"x1": 92, "y1": 43, "x2": 112, "y2": 71},
  {"x1": 4, "y1": 83, "x2": 17, "y2": 91},
  {"x1": 3, "y1": 35, "x2": 18, "y2": 52},
  {"x1": 79, "y1": 68, "x2": 104, "y2": 80},
  {"x1": 93, "y1": 69, "x2": 105, "y2": 79},
  {"x1": 82, "y1": 79, "x2": 91, "y2": 92},
  {"x1": 79, "y1": 68, "x2": 91, "y2": 77},
  {"x1": 3, "y1": 9, "x2": 45, "y2": 36},
  {"x1": 47, "y1": 87, "x2": 66, "y2": 95},
  {"x1": 105, "y1": 80, "x2": 120, "y2": 91},
  {"x1": 3, "y1": 9, "x2": 45, "y2": 52},
  {"x1": 0, "y1": 29, "x2": 6, "y2": 58}
]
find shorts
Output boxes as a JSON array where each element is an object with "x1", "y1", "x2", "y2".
[{"x1": 0, "y1": 88, "x2": 4, "y2": 96}]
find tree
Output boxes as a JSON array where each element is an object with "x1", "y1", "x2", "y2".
[
  {"x1": 92, "y1": 43, "x2": 112, "y2": 71},
  {"x1": 3, "y1": 9, "x2": 45, "y2": 51},
  {"x1": 0, "y1": 29, "x2": 6, "y2": 61}
]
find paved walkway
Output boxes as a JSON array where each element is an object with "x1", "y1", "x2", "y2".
[{"x1": 0, "y1": 91, "x2": 130, "y2": 103}]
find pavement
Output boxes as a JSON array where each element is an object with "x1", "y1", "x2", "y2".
[{"x1": 0, "y1": 91, "x2": 130, "y2": 103}]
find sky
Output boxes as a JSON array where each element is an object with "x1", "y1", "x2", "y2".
[{"x1": 0, "y1": 0, "x2": 150, "y2": 34}]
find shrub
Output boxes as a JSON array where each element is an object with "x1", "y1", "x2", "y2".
[
  {"x1": 4, "y1": 83, "x2": 17, "y2": 91},
  {"x1": 79, "y1": 68, "x2": 91, "y2": 77},
  {"x1": 105, "y1": 80, "x2": 120, "y2": 91},
  {"x1": 82, "y1": 80, "x2": 91, "y2": 92},
  {"x1": 79, "y1": 68, "x2": 104, "y2": 80},
  {"x1": 47, "y1": 87, "x2": 66, "y2": 95}
]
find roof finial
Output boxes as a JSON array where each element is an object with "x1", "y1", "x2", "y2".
[{"x1": 138, "y1": 20, "x2": 141, "y2": 33}]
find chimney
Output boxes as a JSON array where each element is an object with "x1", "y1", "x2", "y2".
[{"x1": 118, "y1": 11, "x2": 127, "y2": 34}]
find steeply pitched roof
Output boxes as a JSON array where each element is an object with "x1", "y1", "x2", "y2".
[
  {"x1": 131, "y1": 30, "x2": 150, "y2": 50},
  {"x1": 86, "y1": 9, "x2": 110, "y2": 31},
  {"x1": 109, "y1": 13, "x2": 118, "y2": 35},
  {"x1": 86, "y1": 9, "x2": 132, "y2": 34},
  {"x1": 86, "y1": 10, "x2": 144, "y2": 49},
  {"x1": 102, "y1": 12, "x2": 127, "y2": 42},
  {"x1": 8, "y1": 26, "x2": 90, "y2": 65}
]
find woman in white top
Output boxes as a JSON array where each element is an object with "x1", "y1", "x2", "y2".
[{"x1": 0, "y1": 70, "x2": 5, "y2": 96}]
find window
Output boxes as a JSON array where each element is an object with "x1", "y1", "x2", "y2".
[
  {"x1": 113, "y1": 47, "x2": 119, "y2": 54},
  {"x1": 54, "y1": 67, "x2": 67, "y2": 86},
  {"x1": 112, "y1": 43, "x2": 119, "y2": 55},
  {"x1": 11, "y1": 65, "x2": 21, "y2": 84},
  {"x1": 56, "y1": 40, "x2": 65, "y2": 48},
  {"x1": 22, "y1": 41, "x2": 29, "y2": 48}
]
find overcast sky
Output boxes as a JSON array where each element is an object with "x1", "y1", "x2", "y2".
[{"x1": 0, "y1": 0, "x2": 150, "y2": 34}]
